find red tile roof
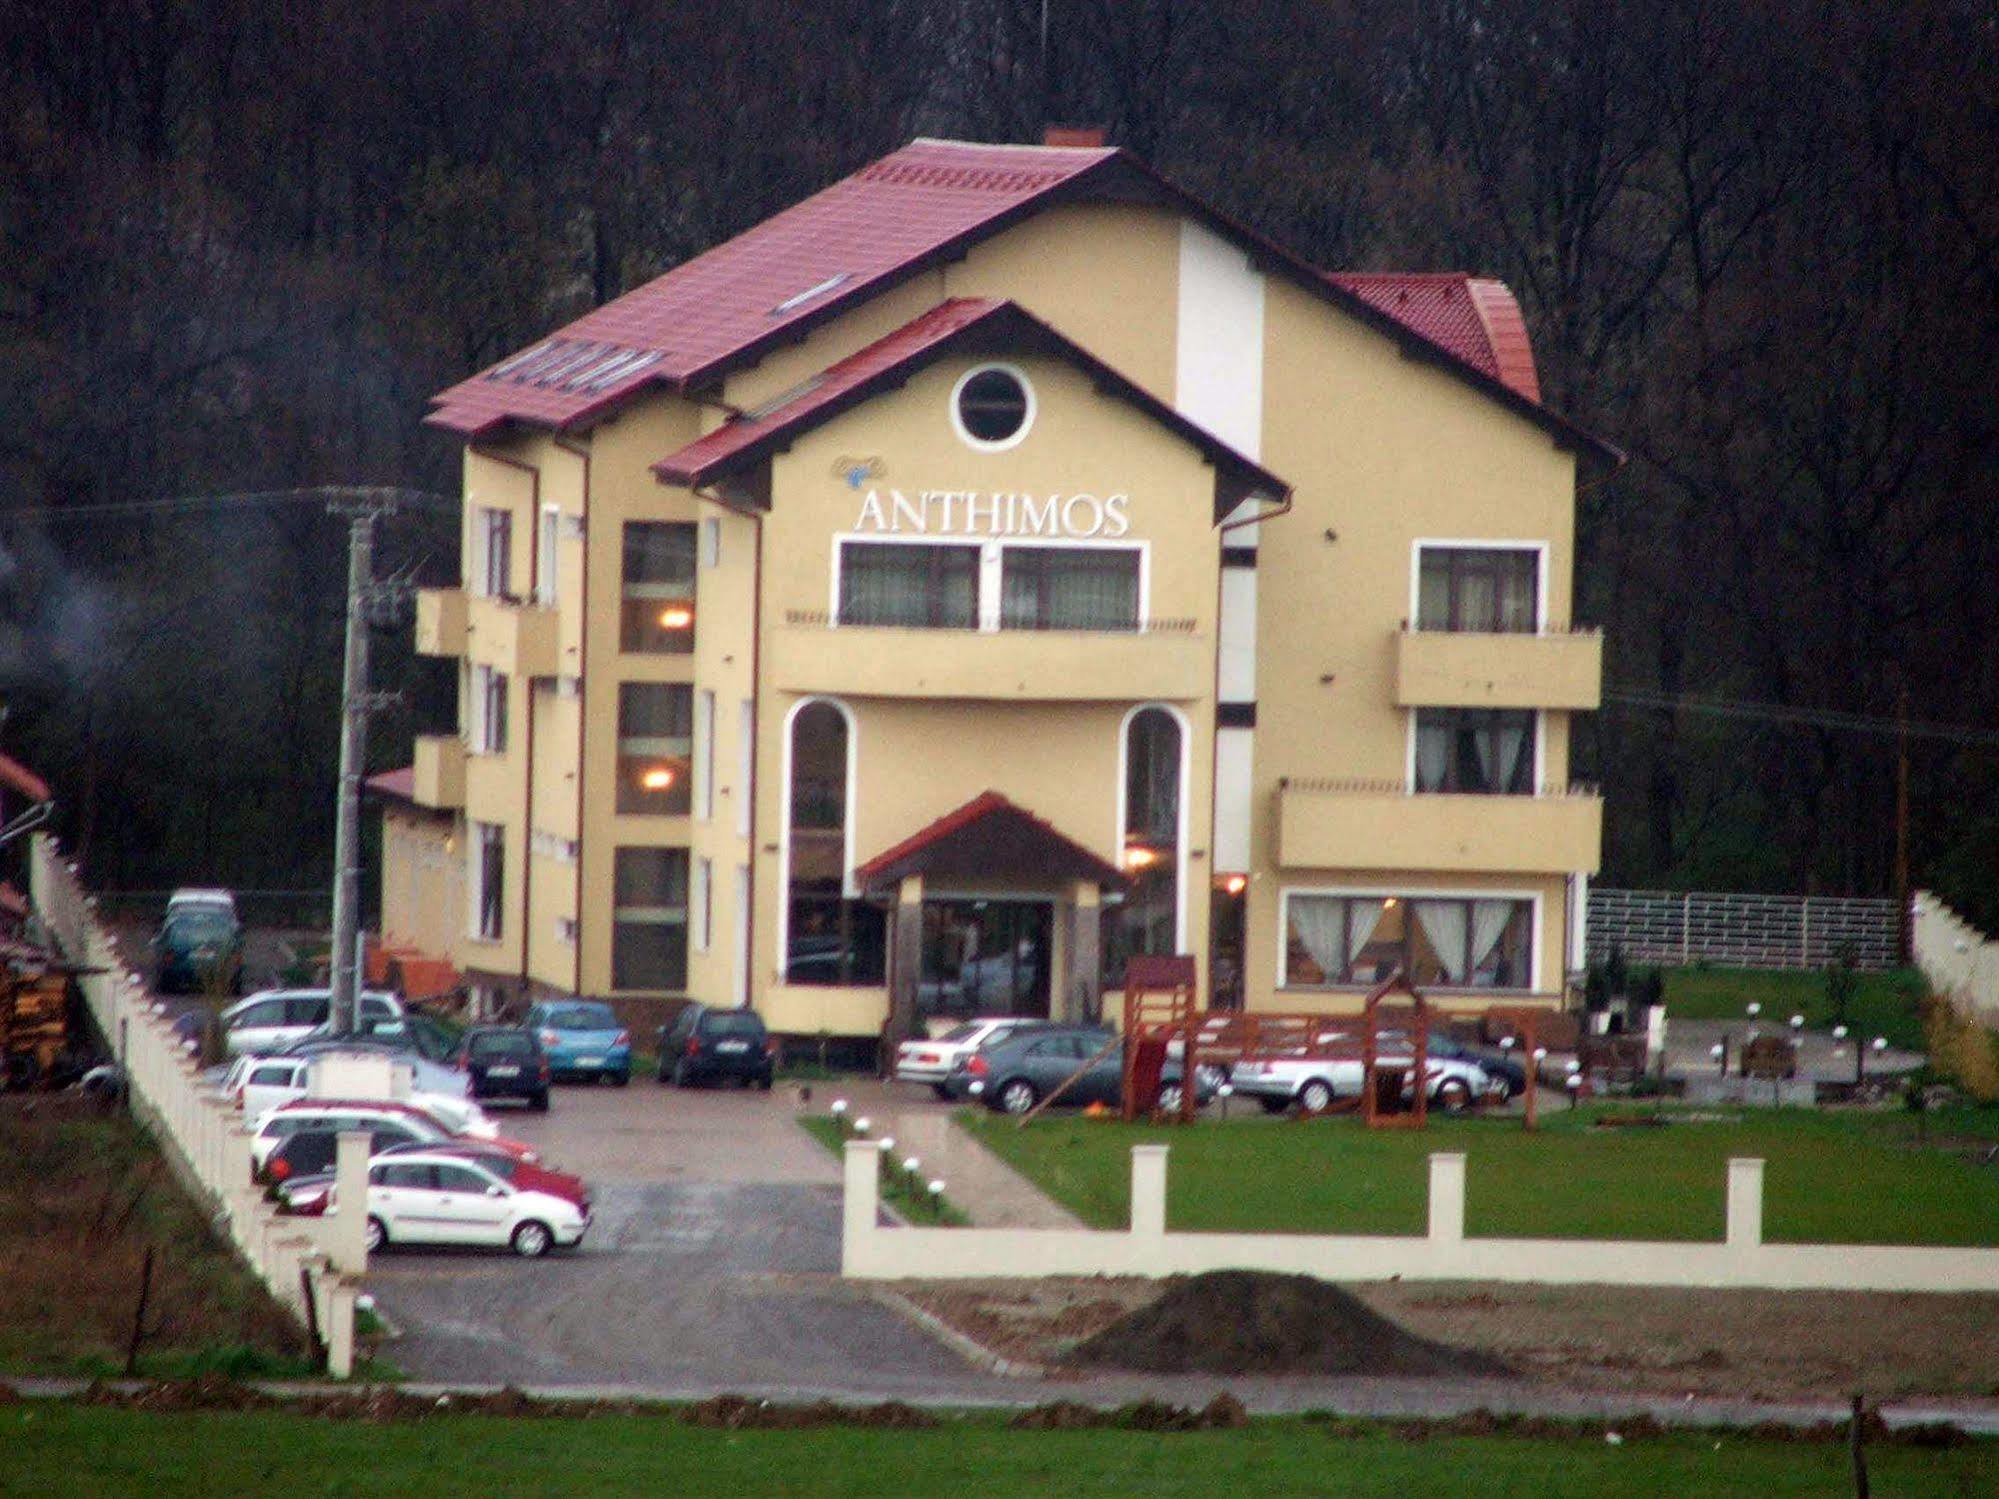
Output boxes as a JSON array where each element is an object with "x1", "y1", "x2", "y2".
[
  {"x1": 426, "y1": 138, "x2": 1616, "y2": 468},
  {"x1": 1326, "y1": 273, "x2": 1541, "y2": 403},
  {"x1": 855, "y1": 790, "x2": 1127, "y2": 891},
  {"x1": 428, "y1": 140, "x2": 1116, "y2": 438},
  {"x1": 653, "y1": 297, "x2": 1289, "y2": 515}
]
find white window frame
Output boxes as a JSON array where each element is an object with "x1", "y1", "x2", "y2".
[
  {"x1": 1112, "y1": 701, "x2": 1192, "y2": 954},
  {"x1": 694, "y1": 857, "x2": 713, "y2": 953},
  {"x1": 1403, "y1": 707, "x2": 1547, "y2": 795},
  {"x1": 536, "y1": 505, "x2": 561, "y2": 607},
  {"x1": 828, "y1": 534, "x2": 1151, "y2": 634},
  {"x1": 477, "y1": 507, "x2": 513, "y2": 599},
  {"x1": 700, "y1": 517, "x2": 721, "y2": 569},
  {"x1": 735, "y1": 699, "x2": 754, "y2": 838},
  {"x1": 949, "y1": 362, "x2": 1037, "y2": 452},
  {"x1": 1274, "y1": 884, "x2": 1543, "y2": 993},
  {"x1": 694, "y1": 690, "x2": 717, "y2": 822},
  {"x1": 775, "y1": 695, "x2": 860, "y2": 971},
  {"x1": 1408, "y1": 539, "x2": 1550, "y2": 635}
]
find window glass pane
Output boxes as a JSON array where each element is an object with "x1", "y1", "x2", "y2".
[
  {"x1": 1417, "y1": 548, "x2": 1539, "y2": 632},
  {"x1": 621, "y1": 523, "x2": 697, "y2": 652},
  {"x1": 789, "y1": 703, "x2": 846, "y2": 829},
  {"x1": 838, "y1": 543, "x2": 978, "y2": 628},
  {"x1": 785, "y1": 892, "x2": 886, "y2": 985},
  {"x1": 617, "y1": 684, "x2": 693, "y2": 814},
  {"x1": 612, "y1": 920, "x2": 687, "y2": 991},
  {"x1": 614, "y1": 848, "x2": 687, "y2": 908},
  {"x1": 1414, "y1": 710, "x2": 1535, "y2": 793},
  {"x1": 622, "y1": 523, "x2": 696, "y2": 587},
  {"x1": 436, "y1": 1165, "x2": 488, "y2": 1193},
  {"x1": 613, "y1": 848, "x2": 689, "y2": 991},
  {"x1": 1000, "y1": 547, "x2": 1139, "y2": 631}
]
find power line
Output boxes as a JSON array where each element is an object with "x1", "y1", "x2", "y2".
[
  {"x1": 1604, "y1": 687, "x2": 1999, "y2": 749},
  {"x1": 1, "y1": 485, "x2": 456, "y2": 524}
]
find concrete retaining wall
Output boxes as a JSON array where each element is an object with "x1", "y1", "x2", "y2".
[
  {"x1": 842, "y1": 1141, "x2": 1999, "y2": 1292},
  {"x1": 30, "y1": 834, "x2": 362, "y2": 1376}
]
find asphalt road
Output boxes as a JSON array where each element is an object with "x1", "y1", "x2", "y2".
[{"x1": 369, "y1": 1082, "x2": 982, "y2": 1391}]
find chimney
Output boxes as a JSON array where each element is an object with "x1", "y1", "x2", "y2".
[{"x1": 1043, "y1": 125, "x2": 1107, "y2": 149}]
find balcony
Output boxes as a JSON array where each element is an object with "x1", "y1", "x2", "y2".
[
  {"x1": 466, "y1": 594, "x2": 563, "y2": 678},
  {"x1": 415, "y1": 588, "x2": 468, "y2": 658},
  {"x1": 767, "y1": 613, "x2": 1213, "y2": 703},
  {"x1": 1278, "y1": 779, "x2": 1602, "y2": 875},
  {"x1": 411, "y1": 735, "x2": 466, "y2": 810},
  {"x1": 1392, "y1": 627, "x2": 1602, "y2": 710}
]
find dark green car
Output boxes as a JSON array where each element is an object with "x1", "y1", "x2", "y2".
[{"x1": 151, "y1": 906, "x2": 245, "y2": 995}]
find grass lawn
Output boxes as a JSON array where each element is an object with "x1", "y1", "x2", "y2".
[
  {"x1": 798, "y1": 1117, "x2": 968, "y2": 1224},
  {"x1": 0, "y1": 1100, "x2": 312, "y2": 1378},
  {"x1": 959, "y1": 1104, "x2": 1999, "y2": 1244},
  {"x1": 1661, "y1": 965, "x2": 1929, "y2": 1050},
  {"x1": 6, "y1": 1407, "x2": 1992, "y2": 1499}
]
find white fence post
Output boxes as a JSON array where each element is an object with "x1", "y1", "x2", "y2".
[
  {"x1": 1427, "y1": 1153, "x2": 1467, "y2": 1244},
  {"x1": 1726, "y1": 1158, "x2": 1764, "y2": 1250},
  {"x1": 1129, "y1": 1145, "x2": 1169, "y2": 1241},
  {"x1": 842, "y1": 1141, "x2": 882, "y2": 1272},
  {"x1": 330, "y1": 1131, "x2": 371, "y2": 1275}
]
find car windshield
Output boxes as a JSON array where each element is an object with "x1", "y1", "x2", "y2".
[
  {"x1": 547, "y1": 1004, "x2": 618, "y2": 1030},
  {"x1": 937, "y1": 1023, "x2": 982, "y2": 1045},
  {"x1": 165, "y1": 911, "x2": 234, "y2": 941},
  {"x1": 703, "y1": 1013, "x2": 762, "y2": 1038},
  {"x1": 471, "y1": 1032, "x2": 534, "y2": 1058}
]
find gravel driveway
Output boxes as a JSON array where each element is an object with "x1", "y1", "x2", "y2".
[{"x1": 369, "y1": 1081, "x2": 978, "y2": 1391}]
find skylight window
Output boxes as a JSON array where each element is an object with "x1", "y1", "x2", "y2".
[{"x1": 770, "y1": 273, "x2": 852, "y2": 316}]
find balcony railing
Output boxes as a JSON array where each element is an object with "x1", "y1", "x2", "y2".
[
  {"x1": 1277, "y1": 778, "x2": 1602, "y2": 875},
  {"x1": 1392, "y1": 625, "x2": 1602, "y2": 710}
]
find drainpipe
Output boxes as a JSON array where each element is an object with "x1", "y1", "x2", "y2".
[
  {"x1": 481, "y1": 449, "x2": 540, "y2": 1008},
  {"x1": 554, "y1": 436, "x2": 591, "y2": 998}
]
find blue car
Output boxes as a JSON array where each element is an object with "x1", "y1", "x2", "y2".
[{"x1": 525, "y1": 1000, "x2": 631, "y2": 1085}]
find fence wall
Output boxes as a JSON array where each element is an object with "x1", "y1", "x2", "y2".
[
  {"x1": 1587, "y1": 887, "x2": 1899, "y2": 971},
  {"x1": 30, "y1": 835, "x2": 360, "y2": 1377},
  {"x1": 843, "y1": 1142, "x2": 1999, "y2": 1292},
  {"x1": 1914, "y1": 889, "x2": 1999, "y2": 1029}
]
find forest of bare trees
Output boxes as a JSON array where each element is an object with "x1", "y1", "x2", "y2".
[{"x1": 1, "y1": 1, "x2": 1994, "y2": 925}]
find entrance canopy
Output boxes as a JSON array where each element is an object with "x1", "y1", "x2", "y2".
[{"x1": 855, "y1": 790, "x2": 1127, "y2": 894}]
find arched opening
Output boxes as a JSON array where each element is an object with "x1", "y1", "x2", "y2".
[
  {"x1": 1106, "y1": 706, "x2": 1182, "y2": 984},
  {"x1": 785, "y1": 700, "x2": 885, "y2": 986}
]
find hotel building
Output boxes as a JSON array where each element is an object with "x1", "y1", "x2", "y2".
[{"x1": 374, "y1": 135, "x2": 1615, "y2": 1042}]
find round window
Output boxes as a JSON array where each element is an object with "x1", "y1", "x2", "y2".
[{"x1": 951, "y1": 365, "x2": 1034, "y2": 449}]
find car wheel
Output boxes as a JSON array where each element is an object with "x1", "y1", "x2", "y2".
[
  {"x1": 931, "y1": 1083, "x2": 951, "y2": 1101},
  {"x1": 510, "y1": 1220, "x2": 553, "y2": 1258},
  {"x1": 1435, "y1": 1079, "x2": 1473, "y2": 1114},
  {"x1": 1258, "y1": 1097, "x2": 1291, "y2": 1115},
  {"x1": 1298, "y1": 1078, "x2": 1336, "y2": 1115},
  {"x1": 1157, "y1": 1082, "x2": 1185, "y2": 1114},
  {"x1": 530, "y1": 1091, "x2": 549, "y2": 1112},
  {"x1": 671, "y1": 1060, "x2": 690, "y2": 1088},
  {"x1": 611, "y1": 1070, "x2": 629, "y2": 1088},
  {"x1": 656, "y1": 1061, "x2": 671, "y2": 1084},
  {"x1": 998, "y1": 1078, "x2": 1038, "y2": 1115},
  {"x1": 364, "y1": 1215, "x2": 387, "y2": 1254},
  {"x1": 755, "y1": 1073, "x2": 773, "y2": 1092}
]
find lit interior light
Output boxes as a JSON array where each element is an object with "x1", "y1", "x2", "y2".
[
  {"x1": 641, "y1": 767, "x2": 676, "y2": 791},
  {"x1": 1223, "y1": 874, "x2": 1247, "y2": 896},
  {"x1": 658, "y1": 605, "x2": 694, "y2": 629},
  {"x1": 1123, "y1": 845, "x2": 1161, "y2": 871},
  {"x1": 1383, "y1": 896, "x2": 1399, "y2": 909}
]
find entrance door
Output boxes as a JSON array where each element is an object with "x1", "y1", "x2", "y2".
[{"x1": 919, "y1": 900, "x2": 1052, "y2": 1022}]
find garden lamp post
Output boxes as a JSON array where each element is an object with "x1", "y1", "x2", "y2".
[{"x1": 1710, "y1": 1041, "x2": 1726, "y2": 1076}]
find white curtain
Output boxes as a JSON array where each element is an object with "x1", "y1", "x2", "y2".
[
  {"x1": 1346, "y1": 898, "x2": 1387, "y2": 973},
  {"x1": 1492, "y1": 715, "x2": 1530, "y2": 792},
  {"x1": 1415, "y1": 717, "x2": 1451, "y2": 791},
  {"x1": 1414, "y1": 899, "x2": 1469, "y2": 982},
  {"x1": 1286, "y1": 897, "x2": 1347, "y2": 983},
  {"x1": 1470, "y1": 900, "x2": 1520, "y2": 985}
]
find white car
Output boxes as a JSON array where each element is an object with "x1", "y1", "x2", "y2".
[
  {"x1": 222, "y1": 1053, "x2": 491, "y2": 1134},
  {"x1": 248, "y1": 1098, "x2": 515, "y2": 1169},
  {"x1": 894, "y1": 1019, "x2": 1047, "y2": 1095},
  {"x1": 1229, "y1": 1049, "x2": 1498, "y2": 1115},
  {"x1": 345, "y1": 1150, "x2": 589, "y2": 1258},
  {"x1": 220, "y1": 988, "x2": 403, "y2": 1057}
]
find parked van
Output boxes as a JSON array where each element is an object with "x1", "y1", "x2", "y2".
[{"x1": 220, "y1": 988, "x2": 403, "y2": 1057}]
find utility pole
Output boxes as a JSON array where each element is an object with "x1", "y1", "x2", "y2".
[
  {"x1": 327, "y1": 492, "x2": 400, "y2": 1036},
  {"x1": 1894, "y1": 686, "x2": 1911, "y2": 965}
]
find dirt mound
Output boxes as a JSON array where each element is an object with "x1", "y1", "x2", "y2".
[
  {"x1": 680, "y1": 1394, "x2": 937, "y2": 1430},
  {"x1": 1066, "y1": 1271, "x2": 1507, "y2": 1378},
  {"x1": 1009, "y1": 1395, "x2": 1248, "y2": 1431}
]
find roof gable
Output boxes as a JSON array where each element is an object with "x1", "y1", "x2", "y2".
[
  {"x1": 651, "y1": 297, "x2": 1289, "y2": 521},
  {"x1": 855, "y1": 790, "x2": 1128, "y2": 891},
  {"x1": 1326, "y1": 274, "x2": 1541, "y2": 403},
  {"x1": 426, "y1": 137, "x2": 1617, "y2": 469}
]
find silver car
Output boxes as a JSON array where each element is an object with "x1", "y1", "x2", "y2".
[{"x1": 220, "y1": 988, "x2": 403, "y2": 1058}]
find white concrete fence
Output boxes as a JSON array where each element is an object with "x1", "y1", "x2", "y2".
[
  {"x1": 30, "y1": 834, "x2": 363, "y2": 1376},
  {"x1": 843, "y1": 1140, "x2": 1999, "y2": 1292},
  {"x1": 1914, "y1": 889, "x2": 1999, "y2": 1030},
  {"x1": 1588, "y1": 887, "x2": 1899, "y2": 972}
]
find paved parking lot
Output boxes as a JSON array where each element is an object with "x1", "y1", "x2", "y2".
[{"x1": 369, "y1": 1078, "x2": 982, "y2": 1390}]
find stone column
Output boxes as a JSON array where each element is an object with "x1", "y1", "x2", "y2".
[
  {"x1": 1068, "y1": 881, "x2": 1102, "y2": 1024},
  {"x1": 887, "y1": 875, "x2": 924, "y2": 1047},
  {"x1": 330, "y1": 1130, "x2": 372, "y2": 1274}
]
